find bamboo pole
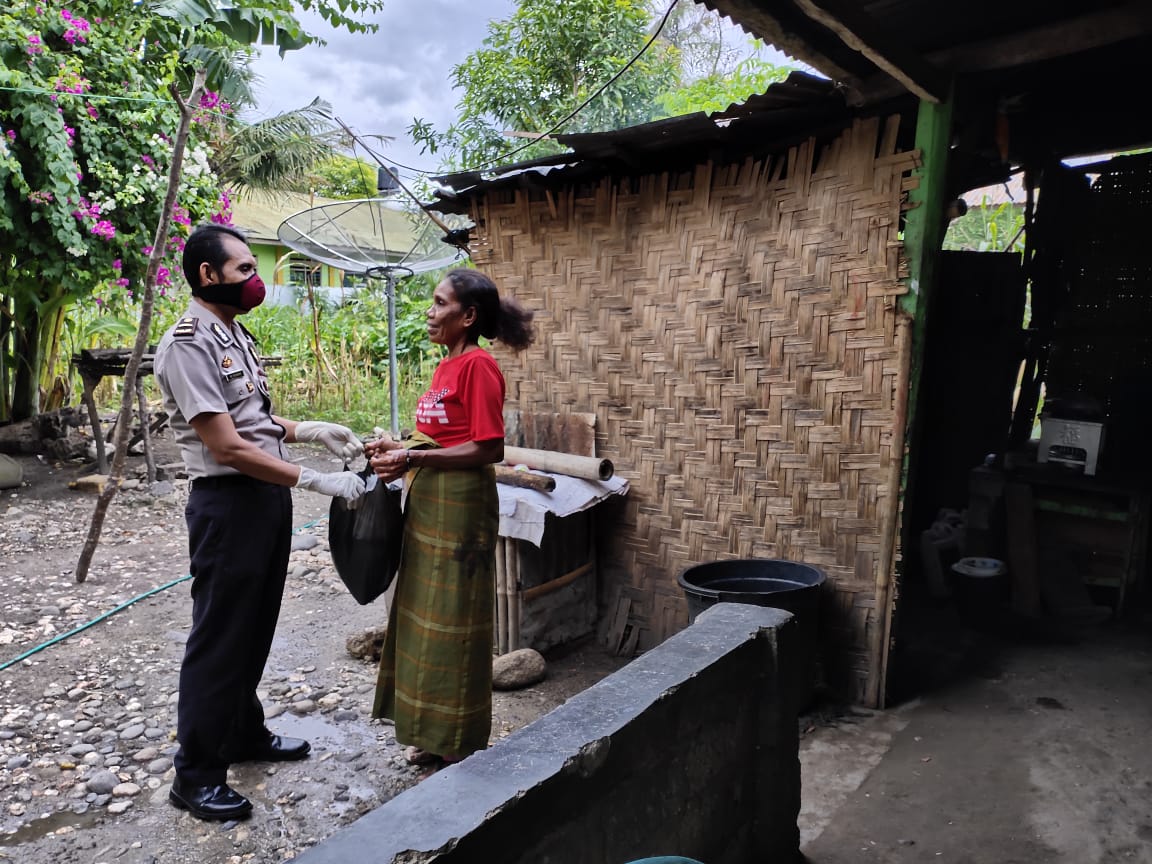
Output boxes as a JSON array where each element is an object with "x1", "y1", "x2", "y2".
[
  {"x1": 494, "y1": 464, "x2": 556, "y2": 492},
  {"x1": 868, "y1": 314, "x2": 913, "y2": 708},
  {"x1": 494, "y1": 537, "x2": 509, "y2": 655},
  {"x1": 507, "y1": 539, "x2": 521, "y2": 650},
  {"x1": 503, "y1": 445, "x2": 613, "y2": 481}
]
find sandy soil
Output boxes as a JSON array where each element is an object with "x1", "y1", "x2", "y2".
[{"x1": 0, "y1": 440, "x2": 626, "y2": 864}]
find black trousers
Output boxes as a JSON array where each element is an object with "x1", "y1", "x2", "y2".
[{"x1": 174, "y1": 478, "x2": 292, "y2": 786}]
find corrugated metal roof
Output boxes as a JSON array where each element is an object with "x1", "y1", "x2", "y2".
[{"x1": 431, "y1": 72, "x2": 886, "y2": 208}]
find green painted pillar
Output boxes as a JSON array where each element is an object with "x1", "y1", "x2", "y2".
[{"x1": 900, "y1": 94, "x2": 954, "y2": 473}]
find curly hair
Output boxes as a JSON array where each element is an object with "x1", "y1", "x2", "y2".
[{"x1": 444, "y1": 268, "x2": 536, "y2": 351}]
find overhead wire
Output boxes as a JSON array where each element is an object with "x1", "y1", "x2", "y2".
[
  {"x1": 3, "y1": 0, "x2": 681, "y2": 188},
  {"x1": 325, "y1": 0, "x2": 682, "y2": 180}
]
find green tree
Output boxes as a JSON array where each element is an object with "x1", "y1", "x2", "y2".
[
  {"x1": 410, "y1": 0, "x2": 680, "y2": 170},
  {"x1": 0, "y1": 0, "x2": 383, "y2": 421},
  {"x1": 659, "y1": 52, "x2": 792, "y2": 117},
  {"x1": 301, "y1": 153, "x2": 382, "y2": 199}
]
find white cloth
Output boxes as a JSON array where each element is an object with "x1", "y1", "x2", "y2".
[{"x1": 497, "y1": 472, "x2": 629, "y2": 547}]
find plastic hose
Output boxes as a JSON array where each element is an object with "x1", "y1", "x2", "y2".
[{"x1": 0, "y1": 516, "x2": 327, "y2": 672}]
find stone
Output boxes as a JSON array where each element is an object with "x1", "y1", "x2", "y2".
[
  {"x1": 119, "y1": 724, "x2": 145, "y2": 741},
  {"x1": 0, "y1": 454, "x2": 23, "y2": 489},
  {"x1": 492, "y1": 648, "x2": 547, "y2": 691},
  {"x1": 346, "y1": 626, "x2": 388, "y2": 662},
  {"x1": 291, "y1": 534, "x2": 320, "y2": 552},
  {"x1": 86, "y1": 770, "x2": 120, "y2": 795},
  {"x1": 146, "y1": 758, "x2": 172, "y2": 775}
]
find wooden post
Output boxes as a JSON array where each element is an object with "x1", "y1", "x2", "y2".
[
  {"x1": 135, "y1": 376, "x2": 156, "y2": 483},
  {"x1": 870, "y1": 91, "x2": 954, "y2": 708},
  {"x1": 80, "y1": 372, "x2": 107, "y2": 474}
]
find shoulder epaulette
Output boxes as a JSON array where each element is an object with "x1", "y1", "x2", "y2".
[{"x1": 173, "y1": 317, "x2": 199, "y2": 340}]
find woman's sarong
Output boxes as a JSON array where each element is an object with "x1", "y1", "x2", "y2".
[{"x1": 372, "y1": 452, "x2": 497, "y2": 758}]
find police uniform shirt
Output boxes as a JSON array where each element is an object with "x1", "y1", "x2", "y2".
[{"x1": 155, "y1": 303, "x2": 287, "y2": 478}]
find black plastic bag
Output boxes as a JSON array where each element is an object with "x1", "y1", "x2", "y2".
[{"x1": 328, "y1": 467, "x2": 404, "y2": 605}]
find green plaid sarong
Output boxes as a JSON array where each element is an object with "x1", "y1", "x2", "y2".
[{"x1": 372, "y1": 443, "x2": 496, "y2": 758}]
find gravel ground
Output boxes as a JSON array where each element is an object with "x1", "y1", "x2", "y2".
[{"x1": 0, "y1": 442, "x2": 624, "y2": 864}]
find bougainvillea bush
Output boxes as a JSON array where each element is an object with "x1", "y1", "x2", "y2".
[{"x1": 0, "y1": 1, "x2": 231, "y2": 418}]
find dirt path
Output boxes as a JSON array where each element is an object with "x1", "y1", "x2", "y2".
[{"x1": 0, "y1": 445, "x2": 624, "y2": 864}]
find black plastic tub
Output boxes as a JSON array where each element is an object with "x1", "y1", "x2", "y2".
[{"x1": 678, "y1": 559, "x2": 826, "y2": 708}]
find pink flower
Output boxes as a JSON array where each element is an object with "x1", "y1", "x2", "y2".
[
  {"x1": 156, "y1": 267, "x2": 172, "y2": 288},
  {"x1": 26, "y1": 34, "x2": 43, "y2": 55},
  {"x1": 171, "y1": 205, "x2": 191, "y2": 226},
  {"x1": 94, "y1": 296, "x2": 104, "y2": 306},
  {"x1": 86, "y1": 104, "x2": 98, "y2": 120},
  {"x1": 114, "y1": 278, "x2": 129, "y2": 288},
  {"x1": 5, "y1": 130, "x2": 14, "y2": 142},
  {"x1": 90, "y1": 220, "x2": 116, "y2": 240},
  {"x1": 28, "y1": 190, "x2": 54, "y2": 205},
  {"x1": 112, "y1": 259, "x2": 122, "y2": 270},
  {"x1": 141, "y1": 246, "x2": 153, "y2": 256},
  {"x1": 60, "y1": 10, "x2": 91, "y2": 45},
  {"x1": 141, "y1": 154, "x2": 155, "y2": 167}
]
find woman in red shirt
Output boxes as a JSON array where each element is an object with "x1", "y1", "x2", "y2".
[{"x1": 368, "y1": 269, "x2": 535, "y2": 766}]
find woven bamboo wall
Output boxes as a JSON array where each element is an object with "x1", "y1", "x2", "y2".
[{"x1": 470, "y1": 116, "x2": 919, "y2": 702}]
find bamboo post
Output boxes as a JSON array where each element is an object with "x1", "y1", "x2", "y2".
[
  {"x1": 503, "y1": 445, "x2": 613, "y2": 481},
  {"x1": 506, "y1": 539, "x2": 521, "y2": 650},
  {"x1": 494, "y1": 537, "x2": 509, "y2": 655},
  {"x1": 868, "y1": 314, "x2": 913, "y2": 709},
  {"x1": 75, "y1": 71, "x2": 206, "y2": 583}
]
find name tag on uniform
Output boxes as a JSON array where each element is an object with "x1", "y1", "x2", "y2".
[{"x1": 223, "y1": 369, "x2": 244, "y2": 382}]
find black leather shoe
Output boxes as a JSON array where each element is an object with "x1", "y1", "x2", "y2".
[
  {"x1": 169, "y1": 779, "x2": 252, "y2": 821},
  {"x1": 241, "y1": 734, "x2": 311, "y2": 762}
]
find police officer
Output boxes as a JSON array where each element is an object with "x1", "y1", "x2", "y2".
[{"x1": 155, "y1": 223, "x2": 366, "y2": 821}]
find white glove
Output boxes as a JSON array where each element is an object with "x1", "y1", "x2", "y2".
[
  {"x1": 295, "y1": 466, "x2": 367, "y2": 501},
  {"x1": 294, "y1": 421, "x2": 363, "y2": 462}
]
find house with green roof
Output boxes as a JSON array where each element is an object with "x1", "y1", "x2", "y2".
[{"x1": 229, "y1": 191, "x2": 430, "y2": 306}]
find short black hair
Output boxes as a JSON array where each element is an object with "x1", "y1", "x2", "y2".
[{"x1": 182, "y1": 224, "x2": 249, "y2": 291}]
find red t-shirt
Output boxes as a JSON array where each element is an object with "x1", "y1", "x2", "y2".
[{"x1": 415, "y1": 349, "x2": 506, "y2": 447}]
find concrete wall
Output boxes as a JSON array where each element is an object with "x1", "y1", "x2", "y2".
[{"x1": 295, "y1": 603, "x2": 801, "y2": 864}]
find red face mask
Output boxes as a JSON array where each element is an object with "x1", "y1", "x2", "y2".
[{"x1": 196, "y1": 273, "x2": 266, "y2": 312}]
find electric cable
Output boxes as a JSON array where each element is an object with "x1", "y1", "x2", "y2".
[
  {"x1": 0, "y1": 515, "x2": 328, "y2": 673},
  {"x1": 339, "y1": 0, "x2": 682, "y2": 179}
]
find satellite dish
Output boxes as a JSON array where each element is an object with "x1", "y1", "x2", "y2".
[
  {"x1": 276, "y1": 197, "x2": 464, "y2": 276},
  {"x1": 276, "y1": 198, "x2": 469, "y2": 436}
]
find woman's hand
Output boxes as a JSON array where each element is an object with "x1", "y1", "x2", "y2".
[
  {"x1": 364, "y1": 428, "x2": 402, "y2": 458},
  {"x1": 370, "y1": 448, "x2": 409, "y2": 484}
]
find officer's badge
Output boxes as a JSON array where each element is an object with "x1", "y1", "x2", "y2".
[
  {"x1": 246, "y1": 381, "x2": 255, "y2": 393},
  {"x1": 221, "y1": 355, "x2": 233, "y2": 369},
  {"x1": 210, "y1": 322, "x2": 233, "y2": 346}
]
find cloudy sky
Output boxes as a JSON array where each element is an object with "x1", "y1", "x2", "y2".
[{"x1": 244, "y1": 0, "x2": 519, "y2": 179}]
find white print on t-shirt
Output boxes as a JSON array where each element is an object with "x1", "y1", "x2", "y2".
[{"x1": 415, "y1": 386, "x2": 451, "y2": 425}]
